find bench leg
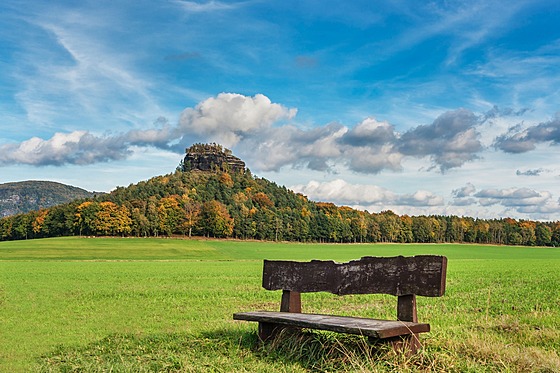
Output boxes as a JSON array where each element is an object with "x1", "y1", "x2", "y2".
[
  {"x1": 258, "y1": 322, "x2": 304, "y2": 342},
  {"x1": 258, "y1": 322, "x2": 277, "y2": 341},
  {"x1": 394, "y1": 294, "x2": 422, "y2": 354},
  {"x1": 393, "y1": 333, "x2": 421, "y2": 355},
  {"x1": 368, "y1": 333, "x2": 421, "y2": 355},
  {"x1": 258, "y1": 322, "x2": 290, "y2": 341}
]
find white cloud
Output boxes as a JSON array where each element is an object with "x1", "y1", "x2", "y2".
[
  {"x1": 398, "y1": 190, "x2": 445, "y2": 207},
  {"x1": 2, "y1": 93, "x2": 551, "y2": 180},
  {"x1": 290, "y1": 179, "x2": 444, "y2": 208},
  {"x1": 494, "y1": 114, "x2": 560, "y2": 153},
  {"x1": 0, "y1": 131, "x2": 130, "y2": 166},
  {"x1": 292, "y1": 179, "x2": 560, "y2": 220},
  {"x1": 475, "y1": 187, "x2": 551, "y2": 207},
  {"x1": 177, "y1": 93, "x2": 297, "y2": 148},
  {"x1": 396, "y1": 109, "x2": 483, "y2": 171},
  {"x1": 342, "y1": 145, "x2": 403, "y2": 173},
  {"x1": 452, "y1": 182, "x2": 476, "y2": 198},
  {"x1": 448, "y1": 184, "x2": 560, "y2": 219}
]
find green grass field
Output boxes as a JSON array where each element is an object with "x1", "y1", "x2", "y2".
[{"x1": 1, "y1": 237, "x2": 559, "y2": 372}]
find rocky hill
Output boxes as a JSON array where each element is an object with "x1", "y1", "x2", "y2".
[
  {"x1": 1, "y1": 144, "x2": 558, "y2": 246},
  {"x1": 0, "y1": 181, "x2": 97, "y2": 217}
]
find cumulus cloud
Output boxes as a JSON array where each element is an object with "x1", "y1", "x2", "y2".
[
  {"x1": 293, "y1": 180, "x2": 560, "y2": 218},
  {"x1": 338, "y1": 117, "x2": 396, "y2": 147},
  {"x1": 291, "y1": 179, "x2": 444, "y2": 208},
  {"x1": 452, "y1": 183, "x2": 476, "y2": 198},
  {"x1": 1, "y1": 93, "x2": 535, "y2": 175},
  {"x1": 177, "y1": 93, "x2": 297, "y2": 148},
  {"x1": 0, "y1": 131, "x2": 131, "y2": 166},
  {"x1": 342, "y1": 145, "x2": 403, "y2": 174},
  {"x1": 396, "y1": 109, "x2": 483, "y2": 171},
  {"x1": 240, "y1": 122, "x2": 346, "y2": 172},
  {"x1": 474, "y1": 188, "x2": 549, "y2": 207},
  {"x1": 451, "y1": 183, "x2": 478, "y2": 206},
  {"x1": 0, "y1": 93, "x2": 297, "y2": 167},
  {"x1": 242, "y1": 110, "x2": 484, "y2": 175},
  {"x1": 494, "y1": 115, "x2": 560, "y2": 153}
]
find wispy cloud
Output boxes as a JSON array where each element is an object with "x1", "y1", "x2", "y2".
[
  {"x1": 9, "y1": 5, "x2": 168, "y2": 133},
  {"x1": 516, "y1": 168, "x2": 547, "y2": 177},
  {"x1": 174, "y1": 0, "x2": 242, "y2": 13}
]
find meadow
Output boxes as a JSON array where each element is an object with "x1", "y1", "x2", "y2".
[{"x1": 0, "y1": 237, "x2": 559, "y2": 372}]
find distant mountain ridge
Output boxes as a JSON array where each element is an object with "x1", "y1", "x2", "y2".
[{"x1": 0, "y1": 180, "x2": 97, "y2": 217}]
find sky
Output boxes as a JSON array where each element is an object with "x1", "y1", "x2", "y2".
[{"x1": 1, "y1": 0, "x2": 560, "y2": 221}]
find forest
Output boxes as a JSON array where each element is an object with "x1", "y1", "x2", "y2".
[{"x1": 1, "y1": 161, "x2": 559, "y2": 246}]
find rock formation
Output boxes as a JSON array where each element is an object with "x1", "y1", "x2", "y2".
[{"x1": 180, "y1": 143, "x2": 246, "y2": 173}]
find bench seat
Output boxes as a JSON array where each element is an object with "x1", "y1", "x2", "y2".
[{"x1": 234, "y1": 311, "x2": 429, "y2": 339}]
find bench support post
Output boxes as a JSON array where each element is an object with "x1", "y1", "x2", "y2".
[
  {"x1": 397, "y1": 294, "x2": 417, "y2": 322},
  {"x1": 280, "y1": 290, "x2": 301, "y2": 313},
  {"x1": 395, "y1": 294, "x2": 421, "y2": 354}
]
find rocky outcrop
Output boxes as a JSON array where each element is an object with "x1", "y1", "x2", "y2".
[{"x1": 180, "y1": 143, "x2": 246, "y2": 173}]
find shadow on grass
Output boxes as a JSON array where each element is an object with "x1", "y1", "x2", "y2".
[
  {"x1": 38, "y1": 328, "x2": 424, "y2": 372},
  {"x1": 39, "y1": 329, "x2": 258, "y2": 372}
]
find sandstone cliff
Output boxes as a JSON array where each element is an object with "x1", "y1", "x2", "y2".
[{"x1": 180, "y1": 143, "x2": 246, "y2": 173}]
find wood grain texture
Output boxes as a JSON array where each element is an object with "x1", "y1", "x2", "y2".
[
  {"x1": 280, "y1": 290, "x2": 301, "y2": 313},
  {"x1": 262, "y1": 255, "x2": 447, "y2": 297},
  {"x1": 233, "y1": 311, "x2": 430, "y2": 339}
]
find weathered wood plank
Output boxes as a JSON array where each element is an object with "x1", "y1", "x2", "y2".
[
  {"x1": 233, "y1": 311, "x2": 430, "y2": 339},
  {"x1": 262, "y1": 255, "x2": 447, "y2": 297}
]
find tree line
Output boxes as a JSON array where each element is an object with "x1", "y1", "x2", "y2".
[{"x1": 1, "y1": 168, "x2": 559, "y2": 246}]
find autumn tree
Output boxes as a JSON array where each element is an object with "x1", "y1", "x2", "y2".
[
  {"x1": 157, "y1": 196, "x2": 184, "y2": 236},
  {"x1": 32, "y1": 209, "x2": 48, "y2": 237},
  {"x1": 181, "y1": 195, "x2": 201, "y2": 237},
  {"x1": 93, "y1": 202, "x2": 131, "y2": 236},
  {"x1": 200, "y1": 200, "x2": 233, "y2": 238},
  {"x1": 75, "y1": 201, "x2": 100, "y2": 236}
]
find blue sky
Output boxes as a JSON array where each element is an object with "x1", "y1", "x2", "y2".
[{"x1": 2, "y1": 0, "x2": 560, "y2": 220}]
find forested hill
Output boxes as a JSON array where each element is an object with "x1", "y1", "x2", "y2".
[
  {"x1": 0, "y1": 181, "x2": 96, "y2": 217},
  {"x1": 1, "y1": 143, "x2": 559, "y2": 246}
]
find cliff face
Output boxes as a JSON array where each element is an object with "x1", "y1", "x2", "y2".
[{"x1": 181, "y1": 143, "x2": 246, "y2": 173}]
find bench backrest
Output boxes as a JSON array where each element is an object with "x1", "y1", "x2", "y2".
[{"x1": 263, "y1": 255, "x2": 447, "y2": 297}]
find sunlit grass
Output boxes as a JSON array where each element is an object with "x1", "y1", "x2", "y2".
[{"x1": 0, "y1": 237, "x2": 559, "y2": 371}]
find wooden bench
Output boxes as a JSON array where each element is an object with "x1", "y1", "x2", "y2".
[{"x1": 233, "y1": 255, "x2": 447, "y2": 353}]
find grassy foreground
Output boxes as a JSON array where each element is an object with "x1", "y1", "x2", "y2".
[{"x1": 0, "y1": 237, "x2": 559, "y2": 372}]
